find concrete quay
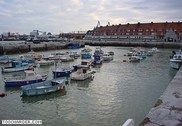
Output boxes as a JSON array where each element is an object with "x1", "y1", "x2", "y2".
[
  {"x1": 0, "y1": 42, "x2": 68, "y2": 54},
  {"x1": 82, "y1": 40, "x2": 182, "y2": 49},
  {"x1": 140, "y1": 67, "x2": 182, "y2": 126}
]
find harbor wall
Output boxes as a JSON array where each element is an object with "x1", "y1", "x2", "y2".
[
  {"x1": 0, "y1": 42, "x2": 68, "y2": 55},
  {"x1": 140, "y1": 66, "x2": 182, "y2": 126},
  {"x1": 79, "y1": 40, "x2": 182, "y2": 48}
]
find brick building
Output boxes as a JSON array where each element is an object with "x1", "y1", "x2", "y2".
[{"x1": 85, "y1": 22, "x2": 182, "y2": 42}]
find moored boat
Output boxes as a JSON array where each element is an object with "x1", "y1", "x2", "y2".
[
  {"x1": 4, "y1": 70, "x2": 47, "y2": 87},
  {"x1": 1, "y1": 60, "x2": 33, "y2": 73},
  {"x1": 67, "y1": 42, "x2": 82, "y2": 49},
  {"x1": 37, "y1": 59, "x2": 54, "y2": 66},
  {"x1": 103, "y1": 53, "x2": 113, "y2": 61},
  {"x1": 53, "y1": 67, "x2": 73, "y2": 78},
  {"x1": 81, "y1": 48, "x2": 92, "y2": 59},
  {"x1": 73, "y1": 60, "x2": 93, "y2": 71},
  {"x1": 107, "y1": 51, "x2": 114, "y2": 56},
  {"x1": 21, "y1": 78, "x2": 66, "y2": 96},
  {"x1": 93, "y1": 47, "x2": 104, "y2": 65},
  {"x1": 70, "y1": 68, "x2": 94, "y2": 81},
  {"x1": 60, "y1": 54, "x2": 74, "y2": 62},
  {"x1": 0, "y1": 55, "x2": 13, "y2": 64},
  {"x1": 170, "y1": 50, "x2": 182, "y2": 69},
  {"x1": 129, "y1": 53, "x2": 142, "y2": 62}
]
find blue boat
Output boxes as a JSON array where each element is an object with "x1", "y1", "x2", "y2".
[
  {"x1": 93, "y1": 47, "x2": 104, "y2": 65},
  {"x1": 67, "y1": 42, "x2": 81, "y2": 49},
  {"x1": 4, "y1": 71, "x2": 47, "y2": 87},
  {"x1": 81, "y1": 48, "x2": 92, "y2": 59},
  {"x1": 52, "y1": 67, "x2": 73, "y2": 78},
  {"x1": 2, "y1": 60, "x2": 34, "y2": 73},
  {"x1": 21, "y1": 78, "x2": 66, "y2": 96},
  {"x1": 81, "y1": 52, "x2": 92, "y2": 59},
  {"x1": 0, "y1": 55, "x2": 13, "y2": 64}
]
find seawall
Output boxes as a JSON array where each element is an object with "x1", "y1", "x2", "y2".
[
  {"x1": 140, "y1": 66, "x2": 182, "y2": 126},
  {"x1": 0, "y1": 42, "x2": 68, "y2": 55},
  {"x1": 81, "y1": 40, "x2": 182, "y2": 49}
]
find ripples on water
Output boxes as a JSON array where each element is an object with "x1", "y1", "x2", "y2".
[{"x1": 0, "y1": 46, "x2": 178, "y2": 126}]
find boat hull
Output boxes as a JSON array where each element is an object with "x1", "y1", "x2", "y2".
[
  {"x1": 53, "y1": 71, "x2": 72, "y2": 78},
  {"x1": 170, "y1": 60, "x2": 182, "y2": 69},
  {"x1": 81, "y1": 53, "x2": 92, "y2": 59},
  {"x1": 71, "y1": 72, "x2": 93, "y2": 81},
  {"x1": 2, "y1": 66, "x2": 33, "y2": 73},
  {"x1": 21, "y1": 80, "x2": 65, "y2": 96},
  {"x1": 5, "y1": 78, "x2": 46, "y2": 87}
]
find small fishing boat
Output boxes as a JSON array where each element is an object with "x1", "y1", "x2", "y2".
[
  {"x1": 21, "y1": 78, "x2": 66, "y2": 96},
  {"x1": 103, "y1": 53, "x2": 113, "y2": 61},
  {"x1": 93, "y1": 47, "x2": 104, "y2": 65},
  {"x1": 70, "y1": 68, "x2": 94, "y2": 81},
  {"x1": 47, "y1": 54, "x2": 61, "y2": 60},
  {"x1": 81, "y1": 48, "x2": 92, "y2": 59},
  {"x1": 73, "y1": 60, "x2": 93, "y2": 71},
  {"x1": 107, "y1": 51, "x2": 114, "y2": 56},
  {"x1": 4, "y1": 70, "x2": 47, "y2": 87},
  {"x1": 1, "y1": 60, "x2": 33, "y2": 73},
  {"x1": 67, "y1": 51, "x2": 80, "y2": 59},
  {"x1": 60, "y1": 54, "x2": 74, "y2": 62},
  {"x1": 170, "y1": 50, "x2": 182, "y2": 69},
  {"x1": 0, "y1": 55, "x2": 13, "y2": 64},
  {"x1": 129, "y1": 53, "x2": 142, "y2": 62},
  {"x1": 27, "y1": 50, "x2": 43, "y2": 60},
  {"x1": 151, "y1": 47, "x2": 159, "y2": 53},
  {"x1": 127, "y1": 52, "x2": 132, "y2": 56},
  {"x1": 81, "y1": 52, "x2": 92, "y2": 59},
  {"x1": 137, "y1": 51, "x2": 147, "y2": 59},
  {"x1": 81, "y1": 47, "x2": 92, "y2": 52},
  {"x1": 146, "y1": 50, "x2": 154, "y2": 56},
  {"x1": 53, "y1": 67, "x2": 73, "y2": 78},
  {"x1": 67, "y1": 42, "x2": 82, "y2": 49},
  {"x1": 37, "y1": 59, "x2": 54, "y2": 66}
]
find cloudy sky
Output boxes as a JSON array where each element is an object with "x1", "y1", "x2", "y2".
[{"x1": 0, "y1": 0, "x2": 181, "y2": 34}]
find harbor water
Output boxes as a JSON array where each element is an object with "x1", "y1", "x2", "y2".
[{"x1": 0, "y1": 46, "x2": 178, "y2": 126}]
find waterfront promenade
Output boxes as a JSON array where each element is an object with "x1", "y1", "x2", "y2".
[{"x1": 140, "y1": 66, "x2": 182, "y2": 126}]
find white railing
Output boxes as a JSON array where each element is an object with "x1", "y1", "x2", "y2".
[{"x1": 122, "y1": 119, "x2": 134, "y2": 126}]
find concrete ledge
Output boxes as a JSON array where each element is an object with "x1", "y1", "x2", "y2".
[
  {"x1": 0, "y1": 42, "x2": 67, "y2": 54},
  {"x1": 82, "y1": 40, "x2": 182, "y2": 49},
  {"x1": 140, "y1": 67, "x2": 182, "y2": 126}
]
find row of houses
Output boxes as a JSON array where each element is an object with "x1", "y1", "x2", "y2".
[{"x1": 85, "y1": 22, "x2": 182, "y2": 42}]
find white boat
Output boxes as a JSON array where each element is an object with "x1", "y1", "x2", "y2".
[
  {"x1": 60, "y1": 54, "x2": 74, "y2": 62},
  {"x1": 73, "y1": 60, "x2": 93, "y2": 70},
  {"x1": 37, "y1": 60, "x2": 54, "y2": 66},
  {"x1": 103, "y1": 53, "x2": 113, "y2": 61},
  {"x1": 129, "y1": 53, "x2": 142, "y2": 62},
  {"x1": 151, "y1": 47, "x2": 159, "y2": 53},
  {"x1": 66, "y1": 51, "x2": 80, "y2": 59},
  {"x1": 27, "y1": 50, "x2": 43, "y2": 60},
  {"x1": 170, "y1": 50, "x2": 182, "y2": 69},
  {"x1": 127, "y1": 52, "x2": 134, "y2": 56},
  {"x1": 70, "y1": 68, "x2": 94, "y2": 81},
  {"x1": 47, "y1": 54, "x2": 61, "y2": 60}
]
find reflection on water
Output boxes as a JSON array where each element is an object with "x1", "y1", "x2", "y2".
[
  {"x1": 21, "y1": 91, "x2": 67, "y2": 104},
  {"x1": 0, "y1": 46, "x2": 178, "y2": 126}
]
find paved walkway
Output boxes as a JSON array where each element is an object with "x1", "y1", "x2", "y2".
[{"x1": 140, "y1": 67, "x2": 182, "y2": 126}]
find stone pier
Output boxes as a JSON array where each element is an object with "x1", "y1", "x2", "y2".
[
  {"x1": 140, "y1": 66, "x2": 182, "y2": 126},
  {"x1": 0, "y1": 42, "x2": 68, "y2": 54}
]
